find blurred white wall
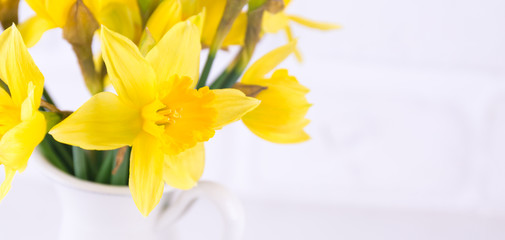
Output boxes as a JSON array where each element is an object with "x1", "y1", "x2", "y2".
[
  {"x1": 204, "y1": 0, "x2": 505, "y2": 216},
  {"x1": 18, "y1": 0, "x2": 505, "y2": 217}
]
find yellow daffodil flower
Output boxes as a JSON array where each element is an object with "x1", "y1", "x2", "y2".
[
  {"x1": 262, "y1": 0, "x2": 340, "y2": 61},
  {"x1": 146, "y1": 0, "x2": 245, "y2": 46},
  {"x1": 50, "y1": 22, "x2": 260, "y2": 216},
  {"x1": 240, "y1": 41, "x2": 311, "y2": 143},
  {"x1": 0, "y1": 25, "x2": 46, "y2": 200},
  {"x1": 19, "y1": 0, "x2": 141, "y2": 47}
]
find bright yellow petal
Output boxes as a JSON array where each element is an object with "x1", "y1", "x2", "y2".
[
  {"x1": 163, "y1": 142, "x2": 204, "y2": 190},
  {"x1": 0, "y1": 111, "x2": 45, "y2": 171},
  {"x1": 186, "y1": 9, "x2": 205, "y2": 35},
  {"x1": 222, "y1": 12, "x2": 246, "y2": 47},
  {"x1": 0, "y1": 94, "x2": 20, "y2": 138},
  {"x1": 145, "y1": 20, "x2": 201, "y2": 88},
  {"x1": 100, "y1": 26, "x2": 156, "y2": 106},
  {"x1": 146, "y1": 0, "x2": 182, "y2": 42},
  {"x1": 0, "y1": 87, "x2": 13, "y2": 106},
  {"x1": 242, "y1": 69, "x2": 310, "y2": 143},
  {"x1": 129, "y1": 132, "x2": 164, "y2": 216},
  {"x1": 262, "y1": 11, "x2": 290, "y2": 33},
  {"x1": 93, "y1": 2, "x2": 142, "y2": 41},
  {"x1": 241, "y1": 40, "x2": 296, "y2": 84},
  {"x1": 199, "y1": 0, "x2": 226, "y2": 46},
  {"x1": 0, "y1": 25, "x2": 44, "y2": 107},
  {"x1": 0, "y1": 167, "x2": 16, "y2": 201},
  {"x1": 180, "y1": 0, "x2": 202, "y2": 19},
  {"x1": 283, "y1": 26, "x2": 302, "y2": 62},
  {"x1": 47, "y1": 0, "x2": 75, "y2": 27},
  {"x1": 25, "y1": 0, "x2": 74, "y2": 27},
  {"x1": 50, "y1": 92, "x2": 142, "y2": 150},
  {"x1": 20, "y1": 82, "x2": 40, "y2": 121},
  {"x1": 17, "y1": 15, "x2": 57, "y2": 48},
  {"x1": 288, "y1": 15, "x2": 341, "y2": 30},
  {"x1": 210, "y1": 89, "x2": 260, "y2": 129}
]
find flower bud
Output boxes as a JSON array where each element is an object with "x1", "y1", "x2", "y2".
[
  {"x1": 0, "y1": 0, "x2": 20, "y2": 29},
  {"x1": 63, "y1": 0, "x2": 99, "y2": 46}
]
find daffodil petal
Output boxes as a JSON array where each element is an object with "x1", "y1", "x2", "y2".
[
  {"x1": 283, "y1": 26, "x2": 302, "y2": 62},
  {"x1": 146, "y1": 20, "x2": 201, "y2": 88},
  {"x1": 0, "y1": 87, "x2": 12, "y2": 105},
  {"x1": 0, "y1": 167, "x2": 16, "y2": 201},
  {"x1": 187, "y1": 9, "x2": 205, "y2": 35},
  {"x1": 17, "y1": 15, "x2": 57, "y2": 48},
  {"x1": 199, "y1": 0, "x2": 226, "y2": 46},
  {"x1": 129, "y1": 132, "x2": 164, "y2": 216},
  {"x1": 244, "y1": 119, "x2": 310, "y2": 143},
  {"x1": 242, "y1": 69, "x2": 311, "y2": 144},
  {"x1": 20, "y1": 82, "x2": 39, "y2": 121},
  {"x1": 222, "y1": 12, "x2": 246, "y2": 47},
  {"x1": 180, "y1": 0, "x2": 202, "y2": 19},
  {"x1": 44, "y1": 0, "x2": 75, "y2": 27},
  {"x1": 94, "y1": 2, "x2": 142, "y2": 41},
  {"x1": 0, "y1": 111, "x2": 45, "y2": 171},
  {"x1": 146, "y1": 0, "x2": 182, "y2": 42},
  {"x1": 0, "y1": 25, "x2": 44, "y2": 106},
  {"x1": 100, "y1": 26, "x2": 156, "y2": 106},
  {"x1": 163, "y1": 142, "x2": 204, "y2": 190},
  {"x1": 241, "y1": 41, "x2": 296, "y2": 84},
  {"x1": 262, "y1": 11, "x2": 290, "y2": 33},
  {"x1": 50, "y1": 92, "x2": 142, "y2": 150},
  {"x1": 211, "y1": 89, "x2": 260, "y2": 129},
  {"x1": 288, "y1": 15, "x2": 341, "y2": 30}
]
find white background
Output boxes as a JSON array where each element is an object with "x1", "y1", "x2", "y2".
[{"x1": 2, "y1": 0, "x2": 505, "y2": 239}]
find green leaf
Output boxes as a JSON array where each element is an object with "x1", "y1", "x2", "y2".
[
  {"x1": 38, "y1": 135, "x2": 71, "y2": 174},
  {"x1": 95, "y1": 150, "x2": 117, "y2": 184},
  {"x1": 72, "y1": 146, "x2": 88, "y2": 180}
]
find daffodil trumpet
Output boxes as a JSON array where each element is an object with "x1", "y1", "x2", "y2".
[{"x1": 238, "y1": 40, "x2": 311, "y2": 143}]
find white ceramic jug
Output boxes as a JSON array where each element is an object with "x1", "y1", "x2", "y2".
[{"x1": 34, "y1": 153, "x2": 245, "y2": 240}]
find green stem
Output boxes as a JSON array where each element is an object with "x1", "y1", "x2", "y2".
[
  {"x1": 71, "y1": 44, "x2": 103, "y2": 95},
  {"x1": 38, "y1": 136, "x2": 70, "y2": 173},
  {"x1": 197, "y1": 51, "x2": 217, "y2": 89},
  {"x1": 209, "y1": 68, "x2": 231, "y2": 89},
  {"x1": 72, "y1": 146, "x2": 88, "y2": 180},
  {"x1": 95, "y1": 150, "x2": 116, "y2": 184}
]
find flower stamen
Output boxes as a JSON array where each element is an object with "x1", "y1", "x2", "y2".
[{"x1": 156, "y1": 107, "x2": 183, "y2": 126}]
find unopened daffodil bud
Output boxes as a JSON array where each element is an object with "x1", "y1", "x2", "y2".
[
  {"x1": 0, "y1": 0, "x2": 20, "y2": 29},
  {"x1": 63, "y1": 0, "x2": 99, "y2": 46}
]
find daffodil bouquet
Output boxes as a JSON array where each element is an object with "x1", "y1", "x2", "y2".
[{"x1": 0, "y1": 0, "x2": 338, "y2": 216}]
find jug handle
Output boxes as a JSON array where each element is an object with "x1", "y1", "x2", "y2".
[{"x1": 156, "y1": 181, "x2": 245, "y2": 240}]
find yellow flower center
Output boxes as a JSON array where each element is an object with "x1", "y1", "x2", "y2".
[
  {"x1": 155, "y1": 107, "x2": 183, "y2": 126},
  {"x1": 142, "y1": 75, "x2": 217, "y2": 155},
  {"x1": 0, "y1": 104, "x2": 20, "y2": 139}
]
